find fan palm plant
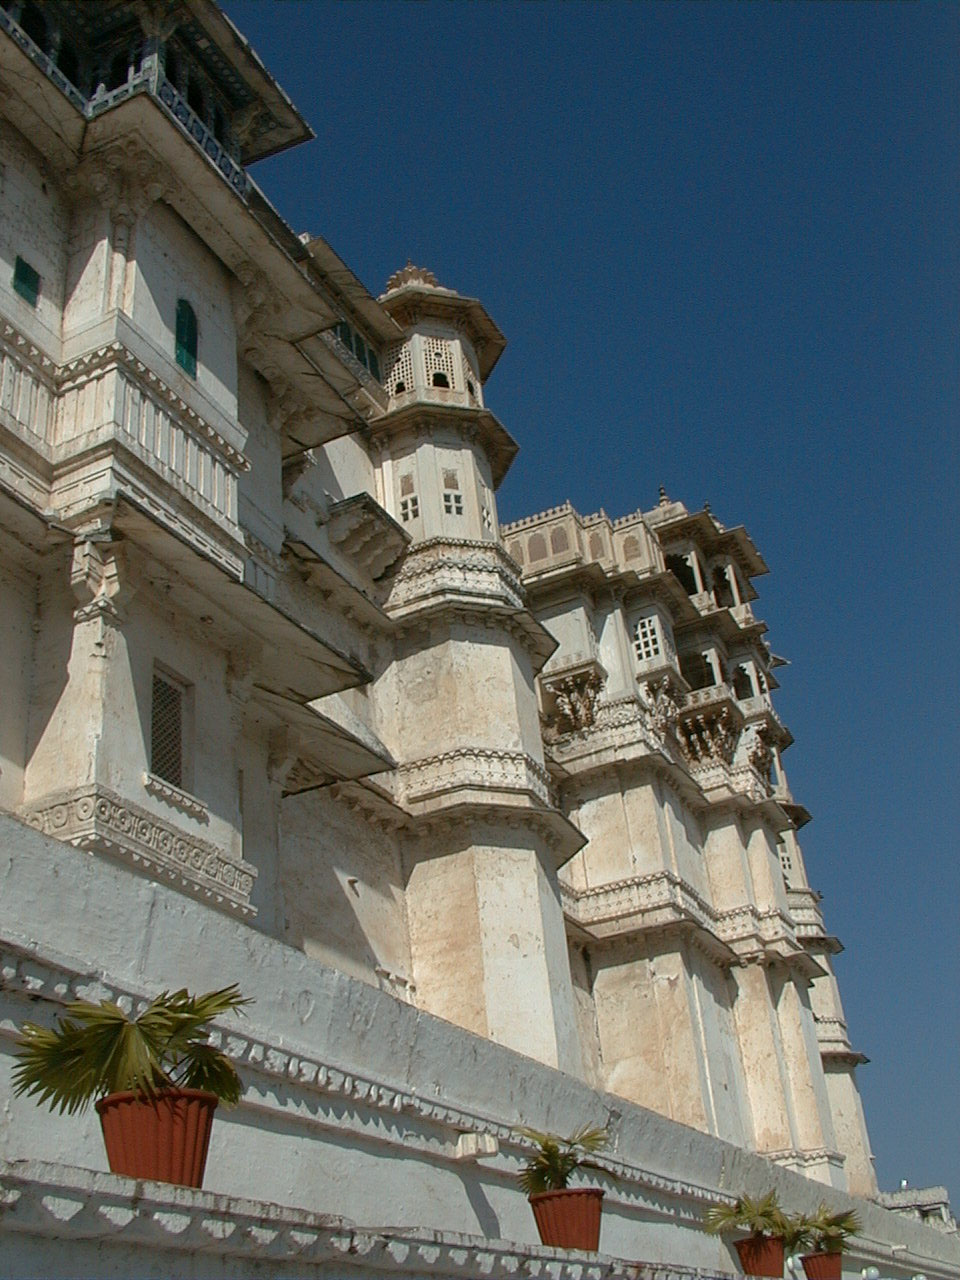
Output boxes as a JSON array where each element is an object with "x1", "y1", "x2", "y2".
[
  {"x1": 704, "y1": 1191, "x2": 790, "y2": 1239},
  {"x1": 516, "y1": 1124, "x2": 609, "y2": 1194},
  {"x1": 517, "y1": 1124, "x2": 610, "y2": 1251},
  {"x1": 806, "y1": 1204, "x2": 861, "y2": 1254},
  {"x1": 12, "y1": 985, "x2": 250, "y2": 1113}
]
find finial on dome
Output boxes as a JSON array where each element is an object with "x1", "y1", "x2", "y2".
[
  {"x1": 384, "y1": 262, "x2": 441, "y2": 293},
  {"x1": 704, "y1": 500, "x2": 711, "y2": 514},
  {"x1": 658, "y1": 485, "x2": 670, "y2": 507}
]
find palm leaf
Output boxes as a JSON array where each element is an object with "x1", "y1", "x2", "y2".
[
  {"x1": 173, "y1": 1041, "x2": 243, "y2": 1104},
  {"x1": 12, "y1": 986, "x2": 249, "y2": 1113},
  {"x1": 704, "y1": 1192, "x2": 787, "y2": 1237},
  {"x1": 516, "y1": 1124, "x2": 609, "y2": 1193}
]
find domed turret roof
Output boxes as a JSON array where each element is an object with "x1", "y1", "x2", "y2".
[
  {"x1": 378, "y1": 263, "x2": 507, "y2": 382},
  {"x1": 383, "y1": 262, "x2": 447, "y2": 294}
]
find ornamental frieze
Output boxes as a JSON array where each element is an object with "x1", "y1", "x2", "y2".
[{"x1": 21, "y1": 785, "x2": 257, "y2": 917}]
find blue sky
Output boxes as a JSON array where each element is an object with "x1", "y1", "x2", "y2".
[{"x1": 223, "y1": 0, "x2": 959, "y2": 1202}]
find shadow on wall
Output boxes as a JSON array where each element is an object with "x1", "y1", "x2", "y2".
[{"x1": 278, "y1": 788, "x2": 407, "y2": 986}]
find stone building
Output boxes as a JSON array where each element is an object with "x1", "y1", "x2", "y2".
[{"x1": 0, "y1": 2, "x2": 955, "y2": 1276}]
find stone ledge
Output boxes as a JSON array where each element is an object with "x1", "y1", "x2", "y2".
[{"x1": 0, "y1": 1159, "x2": 730, "y2": 1280}]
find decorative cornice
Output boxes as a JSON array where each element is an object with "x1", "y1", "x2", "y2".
[
  {"x1": 20, "y1": 786, "x2": 256, "y2": 917},
  {"x1": 0, "y1": 322, "x2": 57, "y2": 385},
  {"x1": 142, "y1": 772, "x2": 210, "y2": 822},
  {"x1": 397, "y1": 748, "x2": 555, "y2": 809}
]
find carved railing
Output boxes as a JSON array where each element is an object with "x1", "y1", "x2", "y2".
[
  {"x1": 0, "y1": 322, "x2": 57, "y2": 455},
  {"x1": 55, "y1": 344, "x2": 247, "y2": 536},
  {"x1": 397, "y1": 748, "x2": 555, "y2": 809},
  {"x1": 384, "y1": 537, "x2": 525, "y2": 613}
]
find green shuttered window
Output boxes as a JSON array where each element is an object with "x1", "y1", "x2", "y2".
[
  {"x1": 175, "y1": 298, "x2": 198, "y2": 377},
  {"x1": 13, "y1": 256, "x2": 40, "y2": 307}
]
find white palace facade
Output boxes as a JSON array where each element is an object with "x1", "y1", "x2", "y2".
[{"x1": 0, "y1": 3, "x2": 955, "y2": 1276}]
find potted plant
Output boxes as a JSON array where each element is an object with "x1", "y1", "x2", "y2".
[
  {"x1": 800, "y1": 1205, "x2": 861, "y2": 1280},
  {"x1": 517, "y1": 1124, "x2": 608, "y2": 1251},
  {"x1": 705, "y1": 1191, "x2": 791, "y2": 1277},
  {"x1": 12, "y1": 985, "x2": 249, "y2": 1188}
]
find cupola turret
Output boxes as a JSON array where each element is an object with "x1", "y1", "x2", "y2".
[{"x1": 371, "y1": 266, "x2": 516, "y2": 544}]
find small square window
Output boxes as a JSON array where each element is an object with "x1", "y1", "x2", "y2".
[
  {"x1": 400, "y1": 495, "x2": 419, "y2": 522},
  {"x1": 13, "y1": 256, "x2": 40, "y2": 307},
  {"x1": 443, "y1": 492, "x2": 463, "y2": 516}
]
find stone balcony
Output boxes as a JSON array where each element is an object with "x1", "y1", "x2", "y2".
[{"x1": 1, "y1": 316, "x2": 249, "y2": 575}]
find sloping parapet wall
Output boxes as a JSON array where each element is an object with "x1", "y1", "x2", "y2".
[
  {"x1": 0, "y1": 815, "x2": 956, "y2": 1278},
  {"x1": 0, "y1": 1160, "x2": 732, "y2": 1280}
]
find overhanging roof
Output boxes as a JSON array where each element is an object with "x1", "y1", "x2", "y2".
[{"x1": 114, "y1": 499, "x2": 369, "y2": 702}]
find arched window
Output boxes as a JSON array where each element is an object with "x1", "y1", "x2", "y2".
[
  {"x1": 550, "y1": 527, "x2": 569, "y2": 554},
  {"x1": 19, "y1": 3, "x2": 48, "y2": 53},
  {"x1": 623, "y1": 535, "x2": 641, "y2": 560},
  {"x1": 107, "y1": 50, "x2": 129, "y2": 91},
  {"x1": 175, "y1": 299, "x2": 198, "y2": 377},
  {"x1": 432, "y1": 371, "x2": 449, "y2": 388},
  {"x1": 187, "y1": 78, "x2": 205, "y2": 120},
  {"x1": 732, "y1": 665, "x2": 754, "y2": 700},
  {"x1": 57, "y1": 41, "x2": 80, "y2": 89},
  {"x1": 528, "y1": 534, "x2": 547, "y2": 562},
  {"x1": 164, "y1": 47, "x2": 181, "y2": 89}
]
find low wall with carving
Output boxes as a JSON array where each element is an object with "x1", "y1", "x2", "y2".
[{"x1": 0, "y1": 814, "x2": 955, "y2": 1278}]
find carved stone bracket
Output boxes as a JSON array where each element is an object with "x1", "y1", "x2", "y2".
[
  {"x1": 70, "y1": 538, "x2": 132, "y2": 628},
  {"x1": 677, "y1": 707, "x2": 739, "y2": 766},
  {"x1": 542, "y1": 661, "x2": 607, "y2": 736},
  {"x1": 639, "y1": 676, "x2": 684, "y2": 737}
]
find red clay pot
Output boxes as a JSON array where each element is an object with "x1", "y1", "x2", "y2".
[
  {"x1": 529, "y1": 1188, "x2": 604, "y2": 1251},
  {"x1": 801, "y1": 1253, "x2": 842, "y2": 1280},
  {"x1": 96, "y1": 1088, "x2": 218, "y2": 1187},
  {"x1": 734, "y1": 1233, "x2": 785, "y2": 1277}
]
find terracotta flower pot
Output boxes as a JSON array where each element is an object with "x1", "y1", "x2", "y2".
[
  {"x1": 734, "y1": 1233, "x2": 785, "y2": 1277},
  {"x1": 96, "y1": 1088, "x2": 218, "y2": 1187},
  {"x1": 801, "y1": 1252, "x2": 843, "y2": 1280},
  {"x1": 529, "y1": 1188, "x2": 604, "y2": 1251}
]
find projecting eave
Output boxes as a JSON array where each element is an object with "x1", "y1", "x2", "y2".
[
  {"x1": 652, "y1": 509, "x2": 769, "y2": 579},
  {"x1": 369, "y1": 403, "x2": 519, "y2": 488},
  {"x1": 113, "y1": 499, "x2": 369, "y2": 703},
  {"x1": 184, "y1": 0, "x2": 315, "y2": 163},
  {"x1": 304, "y1": 237, "x2": 404, "y2": 345},
  {"x1": 252, "y1": 688, "x2": 395, "y2": 784},
  {"x1": 378, "y1": 286, "x2": 507, "y2": 382}
]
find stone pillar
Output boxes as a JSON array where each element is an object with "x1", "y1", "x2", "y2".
[
  {"x1": 731, "y1": 961, "x2": 795, "y2": 1153},
  {"x1": 773, "y1": 969, "x2": 840, "y2": 1179},
  {"x1": 404, "y1": 821, "x2": 581, "y2": 1072},
  {"x1": 592, "y1": 940, "x2": 713, "y2": 1132},
  {"x1": 823, "y1": 1058, "x2": 877, "y2": 1196},
  {"x1": 23, "y1": 538, "x2": 135, "y2": 804}
]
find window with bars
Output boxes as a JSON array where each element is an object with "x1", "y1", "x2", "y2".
[
  {"x1": 151, "y1": 671, "x2": 186, "y2": 788},
  {"x1": 634, "y1": 615, "x2": 662, "y2": 662},
  {"x1": 384, "y1": 342, "x2": 414, "y2": 395}
]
